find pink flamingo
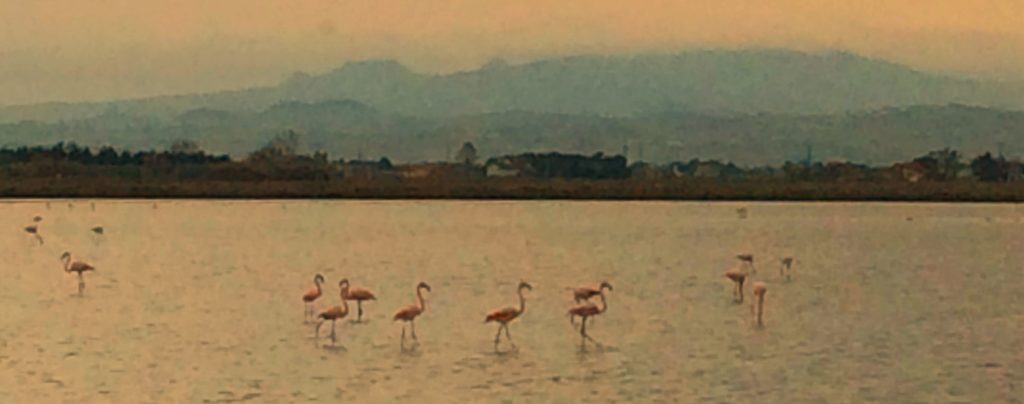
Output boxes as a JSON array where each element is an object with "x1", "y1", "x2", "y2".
[
  {"x1": 339, "y1": 279, "x2": 377, "y2": 322},
  {"x1": 301, "y1": 274, "x2": 325, "y2": 322},
  {"x1": 568, "y1": 287, "x2": 610, "y2": 346},
  {"x1": 60, "y1": 252, "x2": 95, "y2": 295},
  {"x1": 485, "y1": 281, "x2": 532, "y2": 350},
  {"x1": 393, "y1": 282, "x2": 431, "y2": 345},
  {"x1": 315, "y1": 281, "x2": 350, "y2": 342}
]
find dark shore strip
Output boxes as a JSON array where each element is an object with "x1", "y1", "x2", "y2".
[{"x1": 2, "y1": 179, "x2": 1023, "y2": 202}]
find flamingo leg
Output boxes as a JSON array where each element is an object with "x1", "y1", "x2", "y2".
[
  {"x1": 77, "y1": 272, "x2": 85, "y2": 295},
  {"x1": 401, "y1": 323, "x2": 406, "y2": 343},
  {"x1": 330, "y1": 319, "x2": 337, "y2": 342},
  {"x1": 357, "y1": 301, "x2": 363, "y2": 322},
  {"x1": 315, "y1": 320, "x2": 324, "y2": 339},
  {"x1": 493, "y1": 324, "x2": 503, "y2": 346},
  {"x1": 410, "y1": 319, "x2": 417, "y2": 340}
]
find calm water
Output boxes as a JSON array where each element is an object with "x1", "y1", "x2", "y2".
[{"x1": 0, "y1": 200, "x2": 1021, "y2": 403}]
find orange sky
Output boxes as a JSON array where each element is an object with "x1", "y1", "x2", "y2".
[{"x1": 1, "y1": 0, "x2": 1022, "y2": 105}]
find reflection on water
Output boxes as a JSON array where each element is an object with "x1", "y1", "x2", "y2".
[{"x1": 0, "y1": 200, "x2": 1022, "y2": 402}]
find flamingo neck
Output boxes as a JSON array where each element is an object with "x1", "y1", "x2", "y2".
[
  {"x1": 340, "y1": 291, "x2": 350, "y2": 314},
  {"x1": 416, "y1": 287, "x2": 426, "y2": 312},
  {"x1": 517, "y1": 289, "x2": 526, "y2": 314},
  {"x1": 340, "y1": 283, "x2": 349, "y2": 298},
  {"x1": 315, "y1": 278, "x2": 323, "y2": 293},
  {"x1": 597, "y1": 292, "x2": 607, "y2": 314},
  {"x1": 62, "y1": 256, "x2": 71, "y2": 272},
  {"x1": 757, "y1": 294, "x2": 764, "y2": 321}
]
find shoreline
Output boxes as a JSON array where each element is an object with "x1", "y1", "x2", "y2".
[{"x1": 2, "y1": 179, "x2": 1023, "y2": 202}]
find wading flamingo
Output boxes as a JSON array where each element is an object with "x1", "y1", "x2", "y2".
[
  {"x1": 751, "y1": 282, "x2": 767, "y2": 327},
  {"x1": 737, "y1": 254, "x2": 756, "y2": 274},
  {"x1": 24, "y1": 225, "x2": 43, "y2": 245},
  {"x1": 780, "y1": 257, "x2": 793, "y2": 280},
  {"x1": 339, "y1": 279, "x2": 376, "y2": 322},
  {"x1": 61, "y1": 252, "x2": 95, "y2": 295},
  {"x1": 393, "y1": 282, "x2": 431, "y2": 345},
  {"x1": 315, "y1": 281, "x2": 350, "y2": 342},
  {"x1": 568, "y1": 281, "x2": 613, "y2": 303},
  {"x1": 569, "y1": 286, "x2": 611, "y2": 346},
  {"x1": 725, "y1": 268, "x2": 747, "y2": 303},
  {"x1": 485, "y1": 281, "x2": 533, "y2": 350},
  {"x1": 302, "y1": 274, "x2": 326, "y2": 322}
]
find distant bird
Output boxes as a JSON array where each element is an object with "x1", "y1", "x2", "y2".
[
  {"x1": 91, "y1": 226, "x2": 104, "y2": 235},
  {"x1": 90, "y1": 202, "x2": 95, "y2": 211},
  {"x1": 33, "y1": 216, "x2": 42, "y2": 222},
  {"x1": 301, "y1": 274, "x2": 326, "y2": 322},
  {"x1": 24, "y1": 225, "x2": 43, "y2": 245},
  {"x1": 393, "y1": 282, "x2": 431, "y2": 345},
  {"x1": 737, "y1": 254, "x2": 756, "y2": 274},
  {"x1": 725, "y1": 268, "x2": 747, "y2": 303},
  {"x1": 485, "y1": 281, "x2": 533, "y2": 350},
  {"x1": 568, "y1": 281, "x2": 613, "y2": 304},
  {"x1": 339, "y1": 279, "x2": 376, "y2": 322},
  {"x1": 780, "y1": 257, "x2": 794, "y2": 280},
  {"x1": 315, "y1": 281, "x2": 350, "y2": 342},
  {"x1": 568, "y1": 286, "x2": 610, "y2": 346},
  {"x1": 737, "y1": 207, "x2": 748, "y2": 219},
  {"x1": 751, "y1": 282, "x2": 767, "y2": 327},
  {"x1": 60, "y1": 252, "x2": 95, "y2": 296}
]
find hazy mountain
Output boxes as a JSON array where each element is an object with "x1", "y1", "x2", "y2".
[
  {"x1": 2, "y1": 101, "x2": 1021, "y2": 166},
  {"x1": 2, "y1": 49, "x2": 1024, "y2": 124}
]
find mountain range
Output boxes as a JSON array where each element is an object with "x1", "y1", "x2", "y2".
[{"x1": 1, "y1": 49, "x2": 1022, "y2": 164}]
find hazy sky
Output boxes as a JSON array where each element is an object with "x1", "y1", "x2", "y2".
[{"x1": 1, "y1": 0, "x2": 1022, "y2": 105}]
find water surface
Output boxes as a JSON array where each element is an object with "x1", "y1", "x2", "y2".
[{"x1": 0, "y1": 200, "x2": 1021, "y2": 402}]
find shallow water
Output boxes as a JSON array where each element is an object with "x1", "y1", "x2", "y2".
[{"x1": 0, "y1": 200, "x2": 1022, "y2": 403}]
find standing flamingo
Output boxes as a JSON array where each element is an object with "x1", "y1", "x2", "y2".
[
  {"x1": 725, "y1": 267, "x2": 747, "y2": 303},
  {"x1": 780, "y1": 257, "x2": 794, "y2": 280},
  {"x1": 60, "y1": 252, "x2": 95, "y2": 295},
  {"x1": 568, "y1": 286, "x2": 610, "y2": 346},
  {"x1": 737, "y1": 254, "x2": 756, "y2": 274},
  {"x1": 24, "y1": 224, "x2": 43, "y2": 245},
  {"x1": 393, "y1": 282, "x2": 431, "y2": 345},
  {"x1": 315, "y1": 281, "x2": 350, "y2": 342},
  {"x1": 301, "y1": 274, "x2": 326, "y2": 322},
  {"x1": 752, "y1": 282, "x2": 767, "y2": 327},
  {"x1": 568, "y1": 281, "x2": 613, "y2": 303},
  {"x1": 339, "y1": 279, "x2": 376, "y2": 322},
  {"x1": 485, "y1": 281, "x2": 533, "y2": 350}
]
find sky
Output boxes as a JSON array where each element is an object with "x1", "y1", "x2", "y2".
[{"x1": 1, "y1": 0, "x2": 1022, "y2": 106}]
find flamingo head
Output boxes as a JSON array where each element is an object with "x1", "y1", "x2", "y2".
[
  {"x1": 518, "y1": 281, "x2": 533, "y2": 292},
  {"x1": 60, "y1": 252, "x2": 71, "y2": 261},
  {"x1": 781, "y1": 257, "x2": 793, "y2": 266},
  {"x1": 338, "y1": 278, "x2": 349, "y2": 288},
  {"x1": 314, "y1": 274, "x2": 325, "y2": 284},
  {"x1": 24, "y1": 225, "x2": 37, "y2": 234},
  {"x1": 600, "y1": 281, "x2": 614, "y2": 292},
  {"x1": 417, "y1": 281, "x2": 431, "y2": 292}
]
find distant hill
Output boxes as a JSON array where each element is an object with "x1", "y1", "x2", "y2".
[
  {"x1": 1, "y1": 101, "x2": 1022, "y2": 166},
  {"x1": 2, "y1": 49, "x2": 1024, "y2": 124}
]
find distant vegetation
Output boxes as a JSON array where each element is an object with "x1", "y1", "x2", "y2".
[{"x1": 1, "y1": 139, "x2": 1022, "y2": 201}]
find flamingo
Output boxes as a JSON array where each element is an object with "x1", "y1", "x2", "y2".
[
  {"x1": 339, "y1": 279, "x2": 376, "y2": 322},
  {"x1": 315, "y1": 281, "x2": 350, "y2": 342},
  {"x1": 393, "y1": 282, "x2": 431, "y2": 345},
  {"x1": 24, "y1": 225, "x2": 43, "y2": 245},
  {"x1": 60, "y1": 252, "x2": 95, "y2": 295},
  {"x1": 780, "y1": 257, "x2": 794, "y2": 280},
  {"x1": 568, "y1": 287, "x2": 610, "y2": 346},
  {"x1": 725, "y1": 268, "x2": 747, "y2": 303},
  {"x1": 568, "y1": 281, "x2": 613, "y2": 304},
  {"x1": 301, "y1": 274, "x2": 326, "y2": 322},
  {"x1": 484, "y1": 281, "x2": 533, "y2": 350},
  {"x1": 751, "y1": 282, "x2": 767, "y2": 327},
  {"x1": 737, "y1": 254, "x2": 756, "y2": 274}
]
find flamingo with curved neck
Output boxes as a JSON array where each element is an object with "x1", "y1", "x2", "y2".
[
  {"x1": 485, "y1": 281, "x2": 533, "y2": 350},
  {"x1": 393, "y1": 282, "x2": 431, "y2": 346},
  {"x1": 315, "y1": 281, "x2": 350, "y2": 343}
]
